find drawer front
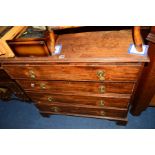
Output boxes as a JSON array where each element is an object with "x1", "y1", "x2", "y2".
[
  {"x1": 36, "y1": 103, "x2": 128, "y2": 118},
  {"x1": 26, "y1": 92, "x2": 130, "y2": 108},
  {"x1": 4, "y1": 64, "x2": 141, "y2": 81},
  {"x1": 16, "y1": 80, "x2": 135, "y2": 94}
]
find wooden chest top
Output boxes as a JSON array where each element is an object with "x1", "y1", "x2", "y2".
[{"x1": 0, "y1": 30, "x2": 149, "y2": 63}]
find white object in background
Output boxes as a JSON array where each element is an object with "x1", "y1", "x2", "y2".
[
  {"x1": 128, "y1": 44, "x2": 149, "y2": 56},
  {"x1": 52, "y1": 44, "x2": 62, "y2": 55}
]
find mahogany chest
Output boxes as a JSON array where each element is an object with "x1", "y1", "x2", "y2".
[{"x1": 1, "y1": 29, "x2": 149, "y2": 125}]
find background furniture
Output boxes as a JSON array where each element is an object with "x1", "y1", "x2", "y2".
[
  {"x1": 0, "y1": 66, "x2": 30, "y2": 101},
  {"x1": 131, "y1": 26, "x2": 155, "y2": 115}
]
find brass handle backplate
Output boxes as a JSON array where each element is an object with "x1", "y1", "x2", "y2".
[
  {"x1": 50, "y1": 106, "x2": 59, "y2": 112},
  {"x1": 100, "y1": 111, "x2": 105, "y2": 116},
  {"x1": 97, "y1": 70, "x2": 105, "y2": 81},
  {"x1": 40, "y1": 83, "x2": 46, "y2": 89},
  {"x1": 48, "y1": 96, "x2": 53, "y2": 102},
  {"x1": 99, "y1": 85, "x2": 105, "y2": 93},
  {"x1": 29, "y1": 70, "x2": 36, "y2": 79},
  {"x1": 99, "y1": 100, "x2": 105, "y2": 106}
]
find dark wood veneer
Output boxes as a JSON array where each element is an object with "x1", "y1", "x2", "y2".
[
  {"x1": 16, "y1": 80, "x2": 135, "y2": 94},
  {"x1": 26, "y1": 91, "x2": 130, "y2": 109},
  {"x1": 4, "y1": 64, "x2": 142, "y2": 81}
]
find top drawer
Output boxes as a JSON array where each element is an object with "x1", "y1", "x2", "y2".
[{"x1": 3, "y1": 64, "x2": 142, "y2": 82}]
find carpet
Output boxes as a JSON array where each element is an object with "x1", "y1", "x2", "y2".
[{"x1": 0, "y1": 99, "x2": 155, "y2": 129}]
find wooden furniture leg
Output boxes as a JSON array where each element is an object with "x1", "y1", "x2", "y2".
[
  {"x1": 116, "y1": 120, "x2": 128, "y2": 126},
  {"x1": 133, "y1": 26, "x2": 143, "y2": 52},
  {"x1": 46, "y1": 26, "x2": 81, "y2": 54},
  {"x1": 40, "y1": 112, "x2": 50, "y2": 118},
  {"x1": 130, "y1": 27, "x2": 155, "y2": 115}
]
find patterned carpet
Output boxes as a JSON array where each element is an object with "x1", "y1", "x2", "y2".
[{"x1": 0, "y1": 99, "x2": 155, "y2": 129}]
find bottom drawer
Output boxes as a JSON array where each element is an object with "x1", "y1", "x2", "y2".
[{"x1": 35, "y1": 103, "x2": 128, "y2": 119}]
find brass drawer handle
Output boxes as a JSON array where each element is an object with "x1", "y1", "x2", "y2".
[
  {"x1": 29, "y1": 70, "x2": 36, "y2": 79},
  {"x1": 99, "y1": 100, "x2": 105, "y2": 106},
  {"x1": 40, "y1": 83, "x2": 46, "y2": 89},
  {"x1": 48, "y1": 96, "x2": 53, "y2": 102},
  {"x1": 100, "y1": 111, "x2": 105, "y2": 116},
  {"x1": 99, "y1": 85, "x2": 105, "y2": 93},
  {"x1": 50, "y1": 106, "x2": 59, "y2": 112},
  {"x1": 97, "y1": 70, "x2": 105, "y2": 81}
]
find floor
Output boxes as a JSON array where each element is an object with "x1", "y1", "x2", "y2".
[{"x1": 0, "y1": 99, "x2": 155, "y2": 129}]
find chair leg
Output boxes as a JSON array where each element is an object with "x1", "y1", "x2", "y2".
[{"x1": 46, "y1": 29, "x2": 55, "y2": 54}]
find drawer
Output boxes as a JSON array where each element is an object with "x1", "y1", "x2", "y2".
[
  {"x1": 16, "y1": 80, "x2": 135, "y2": 94},
  {"x1": 3, "y1": 64, "x2": 142, "y2": 81},
  {"x1": 26, "y1": 92, "x2": 130, "y2": 108},
  {"x1": 36, "y1": 103, "x2": 128, "y2": 118},
  {"x1": 8, "y1": 39, "x2": 50, "y2": 57}
]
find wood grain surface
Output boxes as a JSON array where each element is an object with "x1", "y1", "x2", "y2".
[
  {"x1": 26, "y1": 91, "x2": 130, "y2": 108},
  {"x1": 3, "y1": 64, "x2": 142, "y2": 81},
  {"x1": 0, "y1": 30, "x2": 149, "y2": 62},
  {"x1": 16, "y1": 80, "x2": 135, "y2": 94},
  {"x1": 36, "y1": 103, "x2": 128, "y2": 118}
]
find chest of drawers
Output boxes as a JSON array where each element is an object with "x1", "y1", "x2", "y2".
[{"x1": 1, "y1": 30, "x2": 149, "y2": 125}]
